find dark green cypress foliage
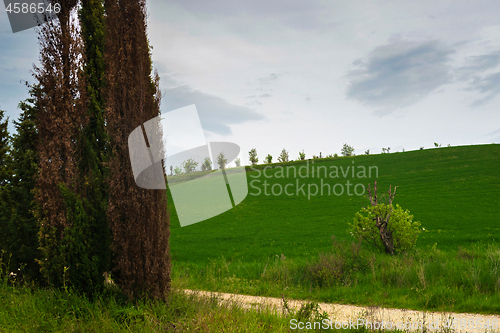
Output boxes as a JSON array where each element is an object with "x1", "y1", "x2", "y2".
[
  {"x1": 58, "y1": 183, "x2": 101, "y2": 295},
  {"x1": 72, "y1": 0, "x2": 111, "y2": 291},
  {"x1": 4, "y1": 87, "x2": 42, "y2": 282},
  {"x1": 33, "y1": 0, "x2": 110, "y2": 296},
  {"x1": 0, "y1": 110, "x2": 10, "y2": 185},
  {"x1": 0, "y1": 109, "x2": 12, "y2": 264}
]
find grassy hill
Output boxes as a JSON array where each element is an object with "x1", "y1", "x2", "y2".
[{"x1": 168, "y1": 144, "x2": 500, "y2": 264}]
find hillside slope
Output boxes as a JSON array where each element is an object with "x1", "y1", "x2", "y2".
[{"x1": 168, "y1": 144, "x2": 500, "y2": 264}]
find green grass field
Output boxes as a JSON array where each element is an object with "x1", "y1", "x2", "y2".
[
  {"x1": 169, "y1": 144, "x2": 499, "y2": 262},
  {"x1": 167, "y1": 144, "x2": 500, "y2": 313}
]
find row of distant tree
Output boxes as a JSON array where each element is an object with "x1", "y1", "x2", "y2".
[
  {"x1": 167, "y1": 140, "x2": 460, "y2": 175},
  {"x1": 247, "y1": 143, "x2": 356, "y2": 165},
  {"x1": 167, "y1": 153, "x2": 241, "y2": 175},
  {"x1": 167, "y1": 144, "x2": 359, "y2": 174},
  {"x1": 244, "y1": 142, "x2": 457, "y2": 166}
]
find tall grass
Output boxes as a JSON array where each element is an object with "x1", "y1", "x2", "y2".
[
  {"x1": 0, "y1": 253, "x2": 379, "y2": 332},
  {"x1": 3, "y1": 250, "x2": 466, "y2": 332},
  {"x1": 172, "y1": 239, "x2": 500, "y2": 314}
]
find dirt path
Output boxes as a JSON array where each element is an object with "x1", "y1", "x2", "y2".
[{"x1": 183, "y1": 290, "x2": 500, "y2": 332}]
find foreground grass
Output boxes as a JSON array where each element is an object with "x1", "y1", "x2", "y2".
[
  {"x1": 0, "y1": 281, "x2": 295, "y2": 332},
  {"x1": 2, "y1": 247, "x2": 498, "y2": 333},
  {"x1": 0, "y1": 277, "x2": 403, "y2": 332},
  {"x1": 172, "y1": 240, "x2": 500, "y2": 315}
]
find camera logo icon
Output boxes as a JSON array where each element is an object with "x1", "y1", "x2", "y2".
[{"x1": 128, "y1": 105, "x2": 248, "y2": 227}]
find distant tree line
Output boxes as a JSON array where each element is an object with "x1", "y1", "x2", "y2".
[
  {"x1": 246, "y1": 142, "x2": 455, "y2": 166},
  {"x1": 169, "y1": 153, "x2": 242, "y2": 176},
  {"x1": 247, "y1": 144, "x2": 354, "y2": 166}
]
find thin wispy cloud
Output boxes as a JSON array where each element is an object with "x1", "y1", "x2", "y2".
[
  {"x1": 458, "y1": 53, "x2": 500, "y2": 79},
  {"x1": 257, "y1": 73, "x2": 280, "y2": 85},
  {"x1": 161, "y1": 83, "x2": 264, "y2": 136},
  {"x1": 468, "y1": 71, "x2": 500, "y2": 106},
  {"x1": 346, "y1": 38, "x2": 455, "y2": 115},
  {"x1": 458, "y1": 51, "x2": 500, "y2": 106},
  {"x1": 242, "y1": 73, "x2": 282, "y2": 104}
]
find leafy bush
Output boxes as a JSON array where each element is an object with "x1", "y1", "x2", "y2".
[
  {"x1": 264, "y1": 154, "x2": 272, "y2": 164},
  {"x1": 277, "y1": 149, "x2": 289, "y2": 163},
  {"x1": 173, "y1": 166, "x2": 183, "y2": 175},
  {"x1": 248, "y1": 148, "x2": 258, "y2": 165},
  {"x1": 298, "y1": 150, "x2": 305, "y2": 160},
  {"x1": 348, "y1": 203, "x2": 422, "y2": 254},
  {"x1": 201, "y1": 157, "x2": 212, "y2": 171},
  {"x1": 234, "y1": 158, "x2": 241, "y2": 167},
  {"x1": 341, "y1": 143, "x2": 354, "y2": 156},
  {"x1": 182, "y1": 158, "x2": 198, "y2": 173}
]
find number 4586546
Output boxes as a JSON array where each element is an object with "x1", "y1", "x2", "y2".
[{"x1": 5, "y1": 2, "x2": 61, "y2": 14}]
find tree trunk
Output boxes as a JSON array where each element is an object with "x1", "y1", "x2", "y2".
[
  {"x1": 367, "y1": 181, "x2": 397, "y2": 255},
  {"x1": 377, "y1": 218, "x2": 395, "y2": 255}
]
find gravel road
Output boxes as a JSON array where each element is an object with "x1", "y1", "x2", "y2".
[{"x1": 184, "y1": 289, "x2": 500, "y2": 332}]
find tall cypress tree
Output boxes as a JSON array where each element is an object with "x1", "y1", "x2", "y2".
[
  {"x1": 105, "y1": 0, "x2": 170, "y2": 300},
  {"x1": 1, "y1": 87, "x2": 42, "y2": 282},
  {"x1": 31, "y1": 0, "x2": 169, "y2": 298},
  {"x1": 34, "y1": 0, "x2": 111, "y2": 295},
  {"x1": 33, "y1": 0, "x2": 88, "y2": 289},
  {"x1": 76, "y1": 0, "x2": 112, "y2": 287}
]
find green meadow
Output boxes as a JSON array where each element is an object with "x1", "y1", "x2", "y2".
[
  {"x1": 1, "y1": 144, "x2": 498, "y2": 331},
  {"x1": 168, "y1": 144, "x2": 500, "y2": 313}
]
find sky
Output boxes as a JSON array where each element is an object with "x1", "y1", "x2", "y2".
[{"x1": 1, "y1": 0, "x2": 500, "y2": 166}]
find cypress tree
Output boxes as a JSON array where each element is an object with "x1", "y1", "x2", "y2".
[
  {"x1": 105, "y1": 0, "x2": 170, "y2": 300},
  {"x1": 30, "y1": 0, "x2": 169, "y2": 298},
  {"x1": 75, "y1": 0, "x2": 112, "y2": 289},
  {"x1": 33, "y1": 0, "x2": 87, "y2": 289},
  {"x1": 3, "y1": 87, "x2": 42, "y2": 282},
  {"x1": 34, "y1": 0, "x2": 109, "y2": 295}
]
